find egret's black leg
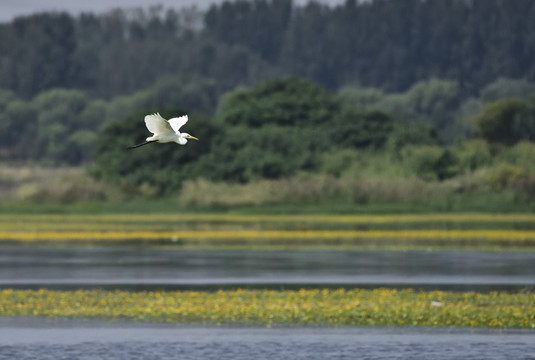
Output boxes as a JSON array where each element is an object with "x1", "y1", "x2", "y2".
[{"x1": 127, "y1": 140, "x2": 157, "y2": 149}]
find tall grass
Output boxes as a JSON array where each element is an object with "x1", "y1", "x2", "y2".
[
  {"x1": 183, "y1": 172, "x2": 454, "y2": 207},
  {"x1": 0, "y1": 164, "x2": 111, "y2": 204},
  {"x1": 180, "y1": 174, "x2": 489, "y2": 209},
  {"x1": 3, "y1": 142, "x2": 535, "y2": 213}
]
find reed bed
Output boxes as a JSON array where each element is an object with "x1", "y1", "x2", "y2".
[{"x1": 1, "y1": 288, "x2": 533, "y2": 328}]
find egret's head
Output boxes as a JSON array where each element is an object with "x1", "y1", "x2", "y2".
[{"x1": 183, "y1": 133, "x2": 199, "y2": 141}]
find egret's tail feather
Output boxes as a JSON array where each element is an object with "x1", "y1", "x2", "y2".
[{"x1": 127, "y1": 140, "x2": 157, "y2": 149}]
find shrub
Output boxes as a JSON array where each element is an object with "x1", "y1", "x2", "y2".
[
  {"x1": 473, "y1": 98, "x2": 532, "y2": 145},
  {"x1": 455, "y1": 140, "x2": 492, "y2": 172},
  {"x1": 486, "y1": 163, "x2": 526, "y2": 190},
  {"x1": 92, "y1": 109, "x2": 218, "y2": 194},
  {"x1": 401, "y1": 146, "x2": 459, "y2": 181},
  {"x1": 498, "y1": 141, "x2": 535, "y2": 172},
  {"x1": 509, "y1": 173, "x2": 535, "y2": 203}
]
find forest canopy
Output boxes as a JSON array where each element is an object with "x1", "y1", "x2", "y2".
[
  {"x1": 1, "y1": 0, "x2": 535, "y2": 195},
  {"x1": 1, "y1": 0, "x2": 535, "y2": 100}
]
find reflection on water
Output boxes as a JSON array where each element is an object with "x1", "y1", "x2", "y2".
[
  {"x1": 0, "y1": 318, "x2": 534, "y2": 360},
  {"x1": 1, "y1": 246, "x2": 534, "y2": 290}
]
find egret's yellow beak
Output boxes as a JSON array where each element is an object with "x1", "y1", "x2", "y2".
[{"x1": 188, "y1": 135, "x2": 199, "y2": 141}]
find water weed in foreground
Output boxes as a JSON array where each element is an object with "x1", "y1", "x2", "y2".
[{"x1": 1, "y1": 288, "x2": 533, "y2": 328}]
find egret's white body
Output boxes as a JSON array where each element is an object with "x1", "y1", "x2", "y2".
[{"x1": 128, "y1": 113, "x2": 198, "y2": 149}]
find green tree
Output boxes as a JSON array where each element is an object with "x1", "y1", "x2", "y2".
[
  {"x1": 92, "y1": 109, "x2": 218, "y2": 194},
  {"x1": 473, "y1": 98, "x2": 534, "y2": 145},
  {"x1": 31, "y1": 89, "x2": 95, "y2": 164},
  {"x1": 105, "y1": 74, "x2": 219, "y2": 131},
  {"x1": 1, "y1": 0, "x2": 535, "y2": 103},
  {"x1": 205, "y1": 77, "x2": 339, "y2": 182},
  {"x1": 204, "y1": 0, "x2": 292, "y2": 62},
  {"x1": 331, "y1": 107, "x2": 394, "y2": 149},
  {"x1": 0, "y1": 95, "x2": 37, "y2": 160},
  {"x1": 217, "y1": 76, "x2": 342, "y2": 129},
  {"x1": 453, "y1": 98, "x2": 482, "y2": 139},
  {"x1": 279, "y1": 2, "x2": 333, "y2": 86},
  {"x1": 402, "y1": 145, "x2": 459, "y2": 181},
  {"x1": 0, "y1": 89, "x2": 16, "y2": 111},
  {"x1": 338, "y1": 86, "x2": 385, "y2": 108},
  {"x1": 202, "y1": 77, "x2": 395, "y2": 182},
  {"x1": 480, "y1": 78, "x2": 535, "y2": 103},
  {"x1": 376, "y1": 78, "x2": 460, "y2": 135},
  {"x1": 386, "y1": 122, "x2": 440, "y2": 156},
  {"x1": 10, "y1": 13, "x2": 77, "y2": 98}
]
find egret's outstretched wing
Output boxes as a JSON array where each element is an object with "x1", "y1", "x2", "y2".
[
  {"x1": 144, "y1": 113, "x2": 173, "y2": 135},
  {"x1": 168, "y1": 115, "x2": 188, "y2": 133}
]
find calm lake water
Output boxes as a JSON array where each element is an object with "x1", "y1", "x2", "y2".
[
  {"x1": 1, "y1": 318, "x2": 534, "y2": 360},
  {"x1": 0, "y1": 247, "x2": 534, "y2": 290},
  {"x1": 1, "y1": 246, "x2": 534, "y2": 359}
]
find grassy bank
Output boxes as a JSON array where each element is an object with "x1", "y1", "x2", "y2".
[
  {"x1": 2, "y1": 159, "x2": 535, "y2": 215},
  {"x1": 1, "y1": 288, "x2": 533, "y2": 328}
]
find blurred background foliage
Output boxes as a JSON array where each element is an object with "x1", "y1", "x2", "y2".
[{"x1": 1, "y1": 0, "x2": 535, "y2": 209}]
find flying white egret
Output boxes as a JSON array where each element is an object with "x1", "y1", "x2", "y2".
[{"x1": 127, "y1": 112, "x2": 199, "y2": 149}]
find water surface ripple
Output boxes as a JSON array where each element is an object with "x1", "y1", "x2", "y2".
[
  {"x1": 0, "y1": 319, "x2": 534, "y2": 360},
  {"x1": 0, "y1": 247, "x2": 534, "y2": 290}
]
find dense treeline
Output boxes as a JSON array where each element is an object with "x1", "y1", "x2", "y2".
[
  {"x1": 1, "y1": 0, "x2": 534, "y2": 100},
  {"x1": 92, "y1": 77, "x2": 408, "y2": 191},
  {"x1": 2, "y1": 74, "x2": 534, "y2": 167},
  {"x1": 0, "y1": 6, "x2": 274, "y2": 100},
  {"x1": 91, "y1": 76, "x2": 535, "y2": 194},
  {"x1": 2, "y1": 0, "x2": 535, "y2": 198}
]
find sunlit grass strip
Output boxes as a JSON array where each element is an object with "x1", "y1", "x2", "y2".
[
  {"x1": 1, "y1": 213, "x2": 535, "y2": 225},
  {"x1": 1, "y1": 289, "x2": 533, "y2": 328},
  {"x1": 2, "y1": 213, "x2": 534, "y2": 236},
  {"x1": 2, "y1": 229, "x2": 535, "y2": 243}
]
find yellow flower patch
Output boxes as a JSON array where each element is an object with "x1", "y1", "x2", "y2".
[
  {"x1": 1, "y1": 213, "x2": 535, "y2": 249},
  {"x1": 1, "y1": 289, "x2": 533, "y2": 328}
]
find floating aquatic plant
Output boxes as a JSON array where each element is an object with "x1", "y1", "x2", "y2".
[{"x1": 1, "y1": 288, "x2": 533, "y2": 328}]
